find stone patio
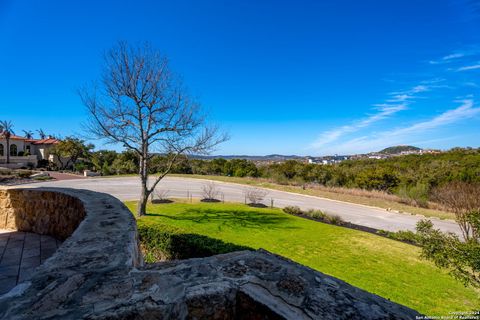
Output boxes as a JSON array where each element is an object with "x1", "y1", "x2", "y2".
[{"x1": 0, "y1": 230, "x2": 61, "y2": 295}]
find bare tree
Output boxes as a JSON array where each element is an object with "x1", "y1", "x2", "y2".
[
  {"x1": 81, "y1": 42, "x2": 227, "y2": 216},
  {"x1": 152, "y1": 189, "x2": 170, "y2": 203},
  {"x1": 244, "y1": 187, "x2": 268, "y2": 205},
  {"x1": 431, "y1": 182, "x2": 480, "y2": 241},
  {"x1": 202, "y1": 181, "x2": 220, "y2": 201}
]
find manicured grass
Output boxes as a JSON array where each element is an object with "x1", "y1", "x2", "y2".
[
  {"x1": 169, "y1": 174, "x2": 455, "y2": 220},
  {"x1": 126, "y1": 200, "x2": 479, "y2": 315}
]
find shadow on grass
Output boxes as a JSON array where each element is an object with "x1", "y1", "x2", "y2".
[
  {"x1": 138, "y1": 223, "x2": 254, "y2": 262},
  {"x1": 146, "y1": 208, "x2": 295, "y2": 230},
  {"x1": 151, "y1": 199, "x2": 174, "y2": 204}
]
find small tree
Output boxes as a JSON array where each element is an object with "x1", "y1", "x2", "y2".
[
  {"x1": 0, "y1": 120, "x2": 14, "y2": 164},
  {"x1": 110, "y1": 150, "x2": 139, "y2": 174},
  {"x1": 202, "y1": 181, "x2": 220, "y2": 201},
  {"x1": 244, "y1": 187, "x2": 268, "y2": 205},
  {"x1": 81, "y1": 42, "x2": 227, "y2": 216},
  {"x1": 431, "y1": 182, "x2": 480, "y2": 240},
  {"x1": 151, "y1": 189, "x2": 170, "y2": 203},
  {"x1": 416, "y1": 182, "x2": 480, "y2": 288},
  {"x1": 50, "y1": 137, "x2": 94, "y2": 170}
]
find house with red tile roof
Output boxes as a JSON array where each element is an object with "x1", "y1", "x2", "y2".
[{"x1": 0, "y1": 134, "x2": 59, "y2": 168}]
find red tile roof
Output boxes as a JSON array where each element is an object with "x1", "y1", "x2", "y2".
[
  {"x1": 0, "y1": 134, "x2": 59, "y2": 145},
  {"x1": 1, "y1": 134, "x2": 26, "y2": 140},
  {"x1": 32, "y1": 138, "x2": 59, "y2": 145}
]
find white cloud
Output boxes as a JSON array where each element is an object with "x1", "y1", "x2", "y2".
[
  {"x1": 411, "y1": 85, "x2": 429, "y2": 93},
  {"x1": 421, "y1": 78, "x2": 446, "y2": 84},
  {"x1": 458, "y1": 64, "x2": 480, "y2": 71},
  {"x1": 322, "y1": 99, "x2": 480, "y2": 154},
  {"x1": 429, "y1": 52, "x2": 466, "y2": 64},
  {"x1": 443, "y1": 53, "x2": 465, "y2": 60},
  {"x1": 388, "y1": 99, "x2": 477, "y2": 134},
  {"x1": 310, "y1": 102, "x2": 407, "y2": 148},
  {"x1": 387, "y1": 94, "x2": 412, "y2": 102},
  {"x1": 310, "y1": 83, "x2": 435, "y2": 149},
  {"x1": 464, "y1": 82, "x2": 479, "y2": 88}
]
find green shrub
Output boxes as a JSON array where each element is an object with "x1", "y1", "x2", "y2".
[
  {"x1": 283, "y1": 206, "x2": 303, "y2": 215},
  {"x1": 16, "y1": 170, "x2": 32, "y2": 178},
  {"x1": 377, "y1": 229, "x2": 421, "y2": 245},
  {"x1": 0, "y1": 168, "x2": 13, "y2": 176},
  {"x1": 32, "y1": 175, "x2": 53, "y2": 181},
  {"x1": 397, "y1": 183, "x2": 430, "y2": 208},
  {"x1": 284, "y1": 206, "x2": 344, "y2": 225},
  {"x1": 37, "y1": 159, "x2": 50, "y2": 168},
  {"x1": 305, "y1": 209, "x2": 325, "y2": 219},
  {"x1": 326, "y1": 214, "x2": 344, "y2": 226},
  {"x1": 309, "y1": 210, "x2": 327, "y2": 220},
  {"x1": 137, "y1": 219, "x2": 251, "y2": 263},
  {"x1": 74, "y1": 161, "x2": 87, "y2": 172}
]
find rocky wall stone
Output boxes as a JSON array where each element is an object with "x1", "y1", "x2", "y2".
[{"x1": 0, "y1": 189, "x2": 85, "y2": 240}]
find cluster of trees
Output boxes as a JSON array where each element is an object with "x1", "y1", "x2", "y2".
[
  {"x1": 68, "y1": 147, "x2": 480, "y2": 206},
  {"x1": 260, "y1": 149, "x2": 480, "y2": 192},
  {"x1": 178, "y1": 149, "x2": 480, "y2": 205},
  {"x1": 73, "y1": 152, "x2": 262, "y2": 178}
]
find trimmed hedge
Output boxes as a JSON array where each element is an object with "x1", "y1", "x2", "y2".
[{"x1": 137, "y1": 219, "x2": 251, "y2": 263}]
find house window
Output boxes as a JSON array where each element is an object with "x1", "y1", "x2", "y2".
[
  {"x1": 26, "y1": 145, "x2": 31, "y2": 155},
  {"x1": 0, "y1": 144, "x2": 3, "y2": 156},
  {"x1": 10, "y1": 144, "x2": 17, "y2": 156}
]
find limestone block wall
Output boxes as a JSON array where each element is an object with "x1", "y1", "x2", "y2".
[{"x1": 0, "y1": 189, "x2": 85, "y2": 240}]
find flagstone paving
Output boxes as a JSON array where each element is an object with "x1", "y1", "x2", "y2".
[{"x1": 0, "y1": 230, "x2": 61, "y2": 295}]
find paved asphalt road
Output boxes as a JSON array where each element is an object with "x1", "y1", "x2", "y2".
[{"x1": 17, "y1": 176, "x2": 461, "y2": 235}]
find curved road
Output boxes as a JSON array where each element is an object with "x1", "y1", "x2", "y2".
[{"x1": 16, "y1": 176, "x2": 460, "y2": 235}]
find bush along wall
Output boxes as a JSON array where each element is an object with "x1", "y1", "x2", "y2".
[{"x1": 136, "y1": 219, "x2": 252, "y2": 263}]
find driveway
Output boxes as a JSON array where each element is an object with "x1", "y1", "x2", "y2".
[{"x1": 15, "y1": 176, "x2": 461, "y2": 235}]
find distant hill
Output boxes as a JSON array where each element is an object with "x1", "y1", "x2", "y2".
[
  {"x1": 379, "y1": 145, "x2": 421, "y2": 154},
  {"x1": 190, "y1": 154, "x2": 305, "y2": 161}
]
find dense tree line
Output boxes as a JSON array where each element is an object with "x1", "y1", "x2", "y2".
[
  {"x1": 78, "y1": 147, "x2": 480, "y2": 203},
  {"x1": 62, "y1": 148, "x2": 480, "y2": 205}
]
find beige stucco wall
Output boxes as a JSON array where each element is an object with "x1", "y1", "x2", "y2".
[{"x1": 0, "y1": 140, "x2": 25, "y2": 157}]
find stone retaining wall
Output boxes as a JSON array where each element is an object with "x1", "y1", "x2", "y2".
[
  {"x1": 0, "y1": 188, "x2": 421, "y2": 319},
  {"x1": 0, "y1": 189, "x2": 85, "y2": 240}
]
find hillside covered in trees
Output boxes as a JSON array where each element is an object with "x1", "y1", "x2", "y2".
[{"x1": 379, "y1": 145, "x2": 422, "y2": 154}]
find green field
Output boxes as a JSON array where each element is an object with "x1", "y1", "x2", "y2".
[{"x1": 126, "y1": 200, "x2": 479, "y2": 315}]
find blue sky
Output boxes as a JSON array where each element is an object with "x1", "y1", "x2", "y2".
[{"x1": 1, "y1": 0, "x2": 479, "y2": 156}]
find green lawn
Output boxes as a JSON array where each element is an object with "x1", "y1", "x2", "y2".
[{"x1": 126, "y1": 200, "x2": 479, "y2": 315}]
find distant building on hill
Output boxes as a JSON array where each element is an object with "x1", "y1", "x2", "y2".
[{"x1": 306, "y1": 155, "x2": 350, "y2": 165}]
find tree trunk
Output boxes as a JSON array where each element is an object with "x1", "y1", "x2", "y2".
[
  {"x1": 137, "y1": 156, "x2": 149, "y2": 217},
  {"x1": 6, "y1": 138, "x2": 10, "y2": 164}
]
